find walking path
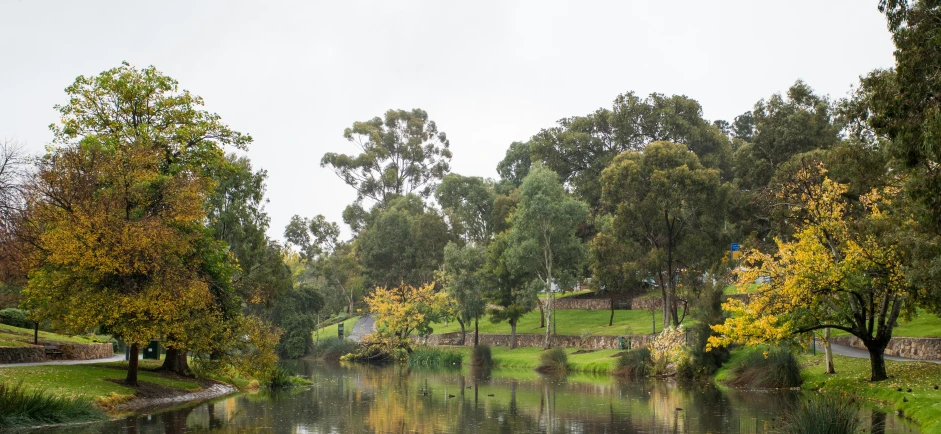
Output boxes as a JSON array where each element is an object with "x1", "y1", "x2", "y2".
[
  {"x1": 349, "y1": 315, "x2": 375, "y2": 342},
  {"x1": 830, "y1": 343, "x2": 940, "y2": 364},
  {"x1": 0, "y1": 354, "x2": 125, "y2": 369}
]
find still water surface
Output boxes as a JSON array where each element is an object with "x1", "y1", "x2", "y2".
[{"x1": 46, "y1": 360, "x2": 917, "y2": 433}]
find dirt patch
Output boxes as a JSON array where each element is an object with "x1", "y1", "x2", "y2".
[
  {"x1": 608, "y1": 351, "x2": 627, "y2": 358},
  {"x1": 571, "y1": 349, "x2": 597, "y2": 355},
  {"x1": 103, "y1": 376, "x2": 237, "y2": 413}
]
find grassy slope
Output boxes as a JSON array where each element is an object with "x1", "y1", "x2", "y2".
[
  {"x1": 313, "y1": 316, "x2": 360, "y2": 341},
  {"x1": 440, "y1": 345, "x2": 621, "y2": 374},
  {"x1": 799, "y1": 352, "x2": 941, "y2": 434},
  {"x1": 0, "y1": 324, "x2": 107, "y2": 347},
  {"x1": 827, "y1": 310, "x2": 941, "y2": 338},
  {"x1": 0, "y1": 361, "x2": 200, "y2": 403},
  {"x1": 431, "y1": 309, "x2": 693, "y2": 336}
]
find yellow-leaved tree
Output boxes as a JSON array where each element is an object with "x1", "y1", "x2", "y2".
[
  {"x1": 364, "y1": 283, "x2": 449, "y2": 356},
  {"x1": 708, "y1": 164, "x2": 914, "y2": 381}
]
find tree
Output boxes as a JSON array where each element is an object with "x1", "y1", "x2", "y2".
[
  {"x1": 23, "y1": 63, "x2": 256, "y2": 385},
  {"x1": 441, "y1": 242, "x2": 487, "y2": 346},
  {"x1": 321, "y1": 109, "x2": 452, "y2": 206},
  {"x1": 589, "y1": 214, "x2": 640, "y2": 326},
  {"x1": 708, "y1": 165, "x2": 917, "y2": 381},
  {"x1": 435, "y1": 174, "x2": 496, "y2": 243},
  {"x1": 505, "y1": 166, "x2": 588, "y2": 348},
  {"x1": 0, "y1": 140, "x2": 28, "y2": 289},
  {"x1": 600, "y1": 141, "x2": 731, "y2": 329},
  {"x1": 364, "y1": 283, "x2": 448, "y2": 352},
  {"x1": 530, "y1": 92, "x2": 732, "y2": 207},
  {"x1": 284, "y1": 215, "x2": 363, "y2": 315},
  {"x1": 495, "y1": 141, "x2": 532, "y2": 190},
  {"x1": 272, "y1": 283, "x2": 324, "y2": 358},
  {"x1": 483, "y1": 232, "x2": 536, "y2": 349}
]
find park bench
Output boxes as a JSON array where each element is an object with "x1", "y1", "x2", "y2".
[{"x1": 44, "y1": 345, "x2": 64, "y2": 360}]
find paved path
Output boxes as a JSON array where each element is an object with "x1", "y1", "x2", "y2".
[
  {"x1": 0, "y1": 354, "x2": 125, "y2": 369},
  {"x1": 830, "y1": 343, "x2": 940, "y2": 364},
  {"x1": 349, "y1": 315, "x2": 375, "y2": 342}
]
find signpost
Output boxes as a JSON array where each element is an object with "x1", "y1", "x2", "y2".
[
  {"x1": 730, "y1": 243, "x2": 742, "y2": 260},
  {"x1": 338, "y1": 323, "x2": 344, "y2": 339}
]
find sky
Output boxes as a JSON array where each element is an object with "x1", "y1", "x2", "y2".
[{"x1": 0, "y1": 0, "x2": 896, "y2": 242}]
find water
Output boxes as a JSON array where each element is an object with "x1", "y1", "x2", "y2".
[{"x1": 45, "y1": 360, "x2": 917, "y2": 433}]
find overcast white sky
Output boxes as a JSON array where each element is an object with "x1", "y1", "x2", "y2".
[{"x1": 0, "y1": 1, "x2": 895, "y2": 241}]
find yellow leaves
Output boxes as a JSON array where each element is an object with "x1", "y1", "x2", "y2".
[{"x1": 364, "y1": 283, "x2": 448, "y2": 350}]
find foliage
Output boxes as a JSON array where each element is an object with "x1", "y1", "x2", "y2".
[
  {"x1": 272, "y1": 283, "x2": 324, "y2": 359},
  {"x1": 536, "y1": 348, "x2": 569, "y2": 375},
  {"x1": 441, "y1": 242, "x2": 487, "y2": 343},
  {"x1": 321, "y1": 108, "x2": 451, "y2": 205},
  {"x1": 407, "y1": 347, "x2": 462, "y2": 369},
  {"x1": 709, "y1": 165, "x2": 918, "y2": 381},
  {"x1": 0, "y1": 308, "x2": 30, "y2": 329},
  {"x1": 615, "y1": 348, "x2": 651, "y2": 380},
  {"x1": 647, "y1": 327, "x2": 686, "y2": 376},
  {"x1": 471, "y1": 344, "x2": 493, "y2": 368},
  {"x1": 310, "y1": 337, "x2": 359, "y2": 363},
  {"x1": 506, "y1": 166, "x2": 588, "y2": 348},
  {"x1": 589, "y1": 214, "x2": 640, "y2": 326},
  {"x1": 482, "y1": 232, "x2": 536, "y2": 348},
  {"x1": 264, "y1": 367, "x2": 311, "y2": 388},
  {"x1": 677, "y1": 321, "x2": 729, "y2": 379},
  {"x1": 780, "y1": 394, "x2": 862, "y2": 434},
  {"x1": 435, "y1": 174, "x2": 496, "y2": 243},
  {"x1": 601, "y1": 141, "x2": 730, "y2": 328},
  {"x1": 0, "y1": 381, "x2": 105, "y2": 428},
  {"x1": 495, "y1": 141, "x2": 532, "y2": 190},
  {"x1": 530, "y1": 92, "x2": 732, "y2": 206},
  {"x1": 364, "y1": 283, "x2": 448, "y2": 353},
  {"x1": 726, "y1": 347, "x2": 802, "y2": 389}
]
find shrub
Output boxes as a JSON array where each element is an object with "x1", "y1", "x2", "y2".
[
  {"x1": 536, "y1": 348, "x2": 568, "y2": 375},
  {"x1": 727, "y1": 347, "x2": 802, "y2": 389},
  {"x1": 471, "y1": 344, "x2": 493, "y2": 368},
  {"x1": 780, "y1": 394, "x2": 861, "y2": 434},
  {"x1": 649, "y1": 327, "x2": 685, "y2": 376},
  {"x1": 0, "y1": 381, "x2": 105, "y2": 428},
  {"x1": 615, "y1": 348, "x2": 651, "y2": 380},
  {"x1": 265, "y1": 367, "x2": 312, "y2": 388},
  {"x1": 311, "y1": 337, "x2": 359, "y2": 362},
  {"x1": 677, "y1": 322, "x2": 730, "y2": 379},
  {"x1": 0, "y1": 308, "x2": 31, "y2": 329},
  {"x1": 408, "y1": 347, "x2": 463, "y2": 369}
]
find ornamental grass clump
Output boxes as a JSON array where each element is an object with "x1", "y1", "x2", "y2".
[
  {"x1": 780, "y1": 394, "x2": 861, "y2": 434},
  {"x1": 471, "y1": 344, "x2": 493, "y2": 368},
  {"x1": 615, "y1": 348, "x2": 651, "y2": 380},
  {"x1": 536, "y1": 348, "x2": 569, "y2": 375},
  {"x1": 728, "y1": 347, "x2": 802, "y2": 389},
  {"x1": 408, "y1": 347, "x2": 463, "y2": 369},
  {"x1": 0, "y1": 381, "x2": 105, "y2": 428}
]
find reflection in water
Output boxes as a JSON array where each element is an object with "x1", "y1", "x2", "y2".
[{"x1": 41, "y1": 360, "x2": 918, "y2": 433}]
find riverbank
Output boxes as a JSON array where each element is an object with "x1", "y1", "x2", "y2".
[{"x1": 0, "y1": 359, "x2": 241, "y2": 429}]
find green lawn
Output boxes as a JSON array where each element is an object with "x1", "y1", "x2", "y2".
[
  {"x1": 0, "y1": 324, "x2": 109, "y2": 347},
  {"x1": 537, "y1": 289, "x2": 595, "y2": 300},
  {"x1": 0, "y1": 363, "x2": 200, "y2": 403},
  {"x1": 431, "y1": 309, "x2": 691, "y2": 336},
  {"x1": 313, "y1": 316, "x2": 360, "y2": 341},
  {"x1": 800, "y1": 352, "x2": 941, "y2": 434}
]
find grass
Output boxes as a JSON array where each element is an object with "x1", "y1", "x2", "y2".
[
  {"x1": 468, "y1": 346, "x2": 622, "y2": 374},
  {"x1": 725, "y1": 346, "x2": 802, "y2": 389},
  {"x1": 779, "y1": 393, "x2": 862, "y2": 434},
  {"x1": 313, "y1": 316, "x2": 360, "y2": 341},
  {"x1": 827, "y1": 310, "x2": 941, "y2": 338},
  {"x1": 536, "y1": 348, "x2": 568, "y2": 375},
  {"x1": 0, "y1": 323, "x2": 109, "y2": 347},
  {"x1": 0, "y1": 363, "x2": 200, "y2": 403},
  {"x1": 431, "y1": 309, "x2": 689, "y2": 336},
  {"x1": 799, "y1": 352, "x2": 941, "y2": 434},
  {"x1": 0, "y1": 381, "x2": 106, "y2": 428},
  {"x1": 408, "y1": 347, "x2": 463, "y2": 369},
  {"x1": 537, "y1": 289, "x2": 595, "y2": 300},
  {"x1": 615, "y1": 348, "x2": 651, "y2": 380}
]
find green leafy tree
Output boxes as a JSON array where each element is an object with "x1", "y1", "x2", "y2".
[
  {"x1": 272, "y1": 283, "x2": 324, "y2": 358},
  {"x1": 321, "y1": 108, "x2": 452, "y2": 205},
  {"x1": 435, "y1": 174, "x2": 496, "y2": 243},
  {"x1": 589, "y1": 214, "x2": 641, "y2": 326},
  {"x1": 530, "y1": 92, "x2": 732, "y2": 207},
  {"x1": 601, "y1": 141, "x2": 731, "y2": 329},
  {"x1": 284, "y1": 215, "x2": 363, "y2": 315},
  {"x1": 505, "y1": 166, "x2": 588, "y2": 348},
  {"x1": 483, "y1": 232, "x2": 536, "y2": 349},
  {"x1": 496, "y1": 141, "x2": 532, "y2": 190},
  {"x1": 441, "y1": 242, "x2": 487, "y2": 346}
]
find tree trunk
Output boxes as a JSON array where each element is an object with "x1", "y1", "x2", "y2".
[
  {"x1": 660, "y1": 282, "x2": 671, "y2": 330},
  {"x1": 609, "y1": 292, "x2": 615, "y2": 327},
  {"x1": 474, "y1": 317, "x2": 479, "y2": 347},
  {"x1": 823, "y1": 328, "x2": 835, "y2": 374},
  {"x1": 544, "y1": 295, "x2": 552, "y2": 349},
  {"x1": 161, "y1": 348, "x2": 190, "y2": 375},
  {"x1": 867, "y1": 342, "x2": 889, "y2": 381},
  {"x1": 538, "y1": 302, "x2": 545, "y2": 328},
  {"x1": 33, "y1": 321, "x2": 38, "y2": 345},
  {"x1": 126, "y1": 343, "x2": 139, "y2": 386},
  {"x1": 510, "y1": 321, "x2": 518, "y2": 349},
  {"x1": 457, "y1": 317, "x2": 466, "y2": 346}
]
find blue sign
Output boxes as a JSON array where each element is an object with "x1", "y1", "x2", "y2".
[{"x1": 731, "y1": 243, "x2": 740, "y2": 251}]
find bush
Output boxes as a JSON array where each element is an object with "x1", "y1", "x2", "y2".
[
  {"x1": 649, "y1": 327, "x2": 685, "y2": 376},
  {"x1": 780, "y1": 394, "x2": 862, "y2": 434},
  {"x1": 677, "y1": 322, "x2": 730, "y2": 379},
  {"x1": 0, "y1": 308, "x2": 31, "y2": 329},
  {"x1": 408, "y1": 347, "x2": 463, "y2": 369},
  {"x1": 615, "y1": 348, "x2": 651, "y2": 380},
  {"x1": 311, "y1": 337, "x2": 359, "y2": 362},
  {"x1": 471, "y1": 344, "x2": 493, "y2": 368},
  {"x1": 265, "y1": 367, "x2": 312, "y2": 388},
  {"x1": 536, "y1": 348, "x2": 568, "y2": 375},
  {"x1": 728, "y1": 347, "x2": 802, "y2": 389},
  {"x1": 0, "y1": 381, "x2": 105, "y2": 428}
]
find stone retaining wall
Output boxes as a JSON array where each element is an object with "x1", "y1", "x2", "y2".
[
  {"x1": 0, "y1": 346, "x2": 45, "y2": 364},
  {"x1": 417, "y1": 332, "x2": 657, "y2": 350},
  {"x1": 0, "y1": 342, "x2": 114, "y2": 364},
  {"x1": 553, "y1": 298, "x2": 612, "y2": 310},
  {"x1": 830, "y1": 336, "x2": 941, "y2": 361}
]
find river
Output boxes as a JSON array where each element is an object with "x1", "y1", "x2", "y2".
[{"x1": 42, "y1": 360, "x2": 918, "y2": 433}]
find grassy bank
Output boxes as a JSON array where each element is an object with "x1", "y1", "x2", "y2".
[
  {"x1": 438, "y1": 346, "x2": 622, "y2": 374},
  {"x1": 430, "y1": 309, "x2": 691, "y2": 336},
  {"x1": 313, "y1": 316, "x2": 360, "y2": 341},
  {"x1": 0, "y1": 323, "x2": 110, "y2": 347},
  {"x1": 827, "y1": 310, "x2": 941, "y2": 338},
  {"x1": 799, "y1": 352, "x2": 941, "y2": 434},
  {"x1": 0, "y1": 381, "x2": 106, "y2": 428}
]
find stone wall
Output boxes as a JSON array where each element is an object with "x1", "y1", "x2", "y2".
[
  {"x1": 830, "y1": 336, "x2": 941, "y2": 361},
  {"x1": 553, "y1": 298, "x2": 612, "y2": 310},
  {"x1": 0, "y1": 346, "x2": 45, "y2": 364},
  {"x1": 417, "y1": 332, "x2": 657, "y2": 350}
]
